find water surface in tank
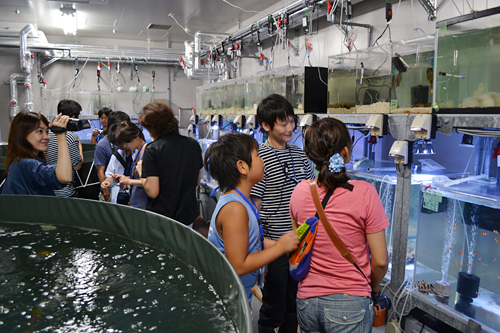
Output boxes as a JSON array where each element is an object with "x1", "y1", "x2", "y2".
[{"x1": 0, "y1": 222, "x2": 235, "y2": 332}]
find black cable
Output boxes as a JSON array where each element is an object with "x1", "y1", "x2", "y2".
[
  {"x1": 352, "y1": 133, "x2": 365, "y2": 149},
  {"x1": 291, "y1": 132, "x2": 303, "y2": 145},
  {"x1": 372, "y1": 23, "x2": 389, "y2": 47}
]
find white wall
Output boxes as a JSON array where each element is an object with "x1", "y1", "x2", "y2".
[{"x1": 0, "y1": 38, "x2": 200, "y2": 142}]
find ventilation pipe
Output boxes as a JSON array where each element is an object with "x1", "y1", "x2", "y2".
[
  {"x1": 10, "y1": 73, "x2": 26, "y2": 119},
  {"x1": 194, "y1": 31, "x2": 230, "y2": 73},
  {"x1": 20, "y1": 24, "x2": 37, "y2": 114}
]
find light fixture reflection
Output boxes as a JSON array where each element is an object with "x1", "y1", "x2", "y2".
[
  {"x1": 460, "y1": 134, "x2": 474, "y2": 148},
  {"x1": 413, "y1": 139, "x2": 436, "y2": 155},
  {"x1": 60, "y1": 4, "x2": 77, "y2": 35}
]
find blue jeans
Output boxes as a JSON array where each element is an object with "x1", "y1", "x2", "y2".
[{"x1": 297, "y1": 294, "x2": 374, "y2": 333}]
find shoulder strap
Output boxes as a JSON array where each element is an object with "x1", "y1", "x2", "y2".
[
  {"x1": 113, "y1": 151, "x2": 127, "y2": 168},
  {"x1": 309, "y1": 180, "x2": 369, "y2": 281}
]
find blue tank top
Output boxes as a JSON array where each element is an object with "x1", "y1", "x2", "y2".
[{"x1": 208, "y1": 193, "x2": 262, "y2": 302}]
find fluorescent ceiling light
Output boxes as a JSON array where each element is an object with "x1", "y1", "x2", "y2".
[{"x1": 60, "y1": 4, "x2": 77, "y2": 35}]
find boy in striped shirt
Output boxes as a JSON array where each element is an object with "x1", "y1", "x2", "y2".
[{"x1": 251, "y1": 94, "x2": 314, "y2": 333}]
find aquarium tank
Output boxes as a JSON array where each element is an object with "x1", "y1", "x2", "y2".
[
  {"x1": 245, "y1": 76, "x2": 259, "y2": 114},
  {"x1": 328, "y1": 51, "x2": 357, "y2": 113},
  {"x1": 196, "y1": 84, "x2": 211, "y2": 114},
  {"x1": 257, "y1": 70, "x2": 272, "y2": 101},
  {"x1": 413, "y1": 178, "x2": 500, "y2": 332},
  {"x1": 286, "y1": 67, "x2": 305, "y2": 113},
  {"x1": 347, "y1": 162, "x2": 426, "y2": 282},
  {"x1": 234, "y1": 78, "x2": 247, "y2": 114},
  {"x1": 391, "y1": 35, "x2": 435, "y2": 113},
  {"x1": 356, "y1": 43, "x2": 393, "y2": 113},
  {"x1": 434, "y1": 7, "x2": 500, "y2": 113}
]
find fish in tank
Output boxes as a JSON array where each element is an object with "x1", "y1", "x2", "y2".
[{"x1": 414, "y1": 181, "x2": 500, "y2": 332}]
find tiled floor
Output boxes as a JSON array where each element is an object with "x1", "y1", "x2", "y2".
[{"x1": 251, "y1": 297, "x2": 387, "y2": 332}]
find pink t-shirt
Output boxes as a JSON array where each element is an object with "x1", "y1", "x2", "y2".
[{"x1": 290, "y1": 179, "x2": 390, "y2": 299}]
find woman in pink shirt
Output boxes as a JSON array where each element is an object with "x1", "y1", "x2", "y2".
[{"x1": 289, "y1": 118, "x2": 389, "y2": 333}]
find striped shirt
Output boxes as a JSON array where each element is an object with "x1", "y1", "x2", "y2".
[
  {"x1": 251, "y1": 143, "x2": 314, "y2": 240},
  {"x1": 46, "y1": 131, "x2": 82, "y2": 197}
]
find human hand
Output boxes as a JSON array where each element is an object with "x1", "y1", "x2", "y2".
[
  {"x1": 103, "y1": 189, "x2": 110, "y2": 201},
  {"x1": 111, "y1": 174, "x2": 130, "y2": 185},
  {"x1": 276, "y1": 230, "x2": 299, "y2": 254},
  {"x1": 101, "y1": 180, "x2": 110, "y2": 189},
  {"x1": 92, "y1": 128, "x2": 100, "y2": 137},
  {"x1": 49, "y1": 113, "x2": 70, "y2": 132}
]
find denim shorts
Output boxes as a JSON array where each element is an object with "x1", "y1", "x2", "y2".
[{"x1": 297, "y1": 293, "x2": 374, "y2": 333}]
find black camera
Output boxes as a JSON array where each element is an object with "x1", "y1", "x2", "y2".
[
  {"x1": 67, "y1": 118, "x2": 91, "y2": 132},
  {"x1": 51, "y1": 118, "x2": 91, "y2": 133},
  {"x1": 371, "y1": 292, "x2": 392, "y2": 310}
]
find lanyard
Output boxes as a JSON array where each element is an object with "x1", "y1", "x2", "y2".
[
  {"x1": 233, "y1": 187, "x2": 264, "y2": 251},
  {"x1": 131, "y1": 142, "x2": 146, "y2": 179},
  {"x1": 123, "y1": 153, "x2": 133, "y2": 177},
  {"x1": 266, "y1": 140, "x2": 298, "y2": 184}
]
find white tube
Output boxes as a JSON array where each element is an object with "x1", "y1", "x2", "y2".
[
  {"x1": 20, "y1": 24, "x2": 37, "y2": 113},
  {"x1": 443, "y1": 174, "x2": 487, "y2": 187},
  {"x1": 9, "y1": 73, "x2": 25, "y2": 119}
]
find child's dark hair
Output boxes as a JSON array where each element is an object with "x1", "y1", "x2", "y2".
[
  {"x1": 114, "y1": 121, "x2": 145, "y2": 145},
  {"x1": 304, "y1": 118, "x2": 352, "y2": 190},
  {"x1": 256, "y1": 94, "x2": 297, "y2": 132},
  {"x1": 57, "y1": 99, "x2": 82, "y2": 118},
  {"x1": 98, "y1": 107, "x2": 113, "y2": 118},
  {"x1": 107, "y1": 111, "x2": 131, "y2": 145},
  {"x1": 204, "y1": 133, "x2": 259, "y2": 192}
]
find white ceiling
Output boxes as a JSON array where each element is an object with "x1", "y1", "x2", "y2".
[{"x1": 0, "y1": 0, "x2": 279, "y2": 46}]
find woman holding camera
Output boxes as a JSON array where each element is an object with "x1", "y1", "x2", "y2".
[
  {"x1": 289, "y1": 118, "x2": 389, "y2": 333},
  {"x1": 2, "y1": 111, "x2": 73, "y2": 195}
]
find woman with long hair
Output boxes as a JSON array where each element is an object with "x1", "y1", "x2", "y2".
[{"x1": 2, "y1": 111, "x2": 72, "y2": 195}]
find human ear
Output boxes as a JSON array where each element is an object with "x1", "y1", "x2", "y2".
[
  {"x1": 340, "y1": 146, "x2": 351, "y2": 164},
  {"x1": 236, "y1": 160, "x2": 248, "y2": 175},
  {"x1": 261, "y1": 122, "x2": 271, "y2": 133}
]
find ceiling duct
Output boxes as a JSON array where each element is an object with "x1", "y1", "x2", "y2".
[
  {"x1": 147, "y1": 24, "x2": 173, "y2": 31},
  {"x1": 47, "y1": 0, "x2": 109, "y2": 4}
]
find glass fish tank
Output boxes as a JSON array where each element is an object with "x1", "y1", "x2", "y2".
[
  {"x1": 270, "y1": 67, "x2": 288, "y2": 98},
  {"x1": 91, "y1": 92, "x2": 112, "y2": 116},
  {"x1": 210, "y1": 82, "x2": 222, "y2": 115},
  {"x1": 287, "y1": 67, "x2": 306, "y2": 114},
  {"x1": 347, "y1": 163, "x2": 423, "y2": 281},
  {"x1": 234, "y1": 78, "x2": 247, "y2": 115},
  {"x1": 434, "y1": 7, "x2": 500, "y2": 113},
  {"x1": 43, "y1": 90, "x2": 95, "y2": 118},
  {"x1": 391, "y1": 35, "x2": 435, "y2": 113},
  {"x1": 257, "y1": 70, "x2": 272, "y2": 101},
  {"x1": 413, "y1": 178, "x2": 500, "y2": 332},
  {"x1": 356, "y1": 43, "x2": 393, "y2": 113},
  {"x1": 196, "y1": 84, "x2": 211, "y2": 115},
  {"x1": 222, "y1": 79, "x2": 236, "y2": 115},
  {"x1": 245, "y1": 76, "x2": 259, "y2": 114},
  {"x1": 328, "y1": 51, "x2": 357, "y2": 113}
]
